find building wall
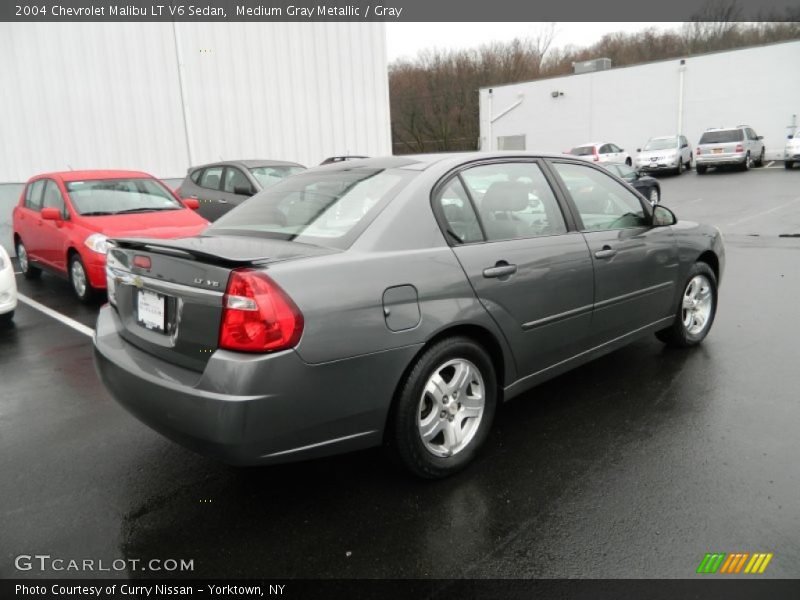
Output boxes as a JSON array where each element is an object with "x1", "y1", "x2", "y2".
[
  {"x1": 0, "y1": 22, "x2": 391, "y2": 253},
  {"x1": 479, "y1": 41, "x2": 800, "y2": 160}
]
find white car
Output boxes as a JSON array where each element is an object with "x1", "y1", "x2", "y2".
[
  {"x1": 0, "y1": 244, "x2": 18, "y2": 324},
  {"x1": 569, "y1": 142, "x2": 632, "y2": 166},
  {"x1": 635, "y1": 135, "x2": 693, "y2": 175},
  {"x1": 785, "y1": 131, "x2": 800, "y2": 170}
]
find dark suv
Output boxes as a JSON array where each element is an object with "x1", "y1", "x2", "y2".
[{"x1": 178, "y1": 160, "x2": 305, "y2": 221}]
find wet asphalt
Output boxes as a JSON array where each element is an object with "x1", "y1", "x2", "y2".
[{"x1": 1, "y1": 165, "x2": 799, "y2": 580}]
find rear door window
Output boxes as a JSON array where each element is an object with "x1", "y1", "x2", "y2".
[
  {"x1": 199, "y1": 167, "x2": 223, "y2": 190},
  {"x1": 436, "y1": 178, "x2": 484, "y2": 244},
  {"x1": 223, "y1": 167, "x2": 252, "y2": 194},
  {"x1": 460, "y1": 162, "x2": 568, "y2": 241}
]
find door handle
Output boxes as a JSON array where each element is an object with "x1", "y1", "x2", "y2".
[
  {"x1": 594, "y1": 245, "x2": 617, "y2": 259},
  {"x1": 483, "y1": 262, "x2": 517, "y2": 279}
]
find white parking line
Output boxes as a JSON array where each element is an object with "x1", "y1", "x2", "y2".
[
  {"x1": 724, "y1": 197, "x2": 800, "y2": 228},
  {"x1": 16, "y1": 293, "x2": 95, "y2": 338}
]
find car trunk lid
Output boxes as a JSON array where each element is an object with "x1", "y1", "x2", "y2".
[{"x1": 106, "y1": 235, "x2": 337, "y2": 371}]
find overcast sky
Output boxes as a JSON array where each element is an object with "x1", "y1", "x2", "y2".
[{"x1": 386, "y1": 22, "x2": 685, "y2": 62}]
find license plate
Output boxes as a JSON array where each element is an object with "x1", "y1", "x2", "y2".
[
  {"x1": 712, "y1": 148, "x2": 724, "y2": 154},
  {"x1": 137, "y1": 289, "x2": 166, "y2": 332}
]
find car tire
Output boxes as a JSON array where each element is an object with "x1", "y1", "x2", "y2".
[
  {"x1": 625, "y1": 157, "x2": 632, "y2": 167},
  {"x1": 696, "y1": 165, "x2": 707, "y2": 175},
  {"x1": 16, "y1": 239, "x2": 41, "y2": 279},
  {"x1": 656, "y1": 262, "x2": 718, "y2": 348},
  {"x1": 755, "y1": 148, "x2": 765, "y2": 167},
  {"x1": 649, "y1": 187, "x2": 660, "y2": 204},
  {"x1": 0, "y1": 310, "x2": 13, "y2": 325},
  {"x1": 686, "y1": 156, "x2": 693, "y2": 171},
  {"x1": 69, "y1": 253, "x2": 95, "y2": 303},
  {"x1": 385, "y1": 336, "x2": 497, "y2": 479},
  {"x1": 676, "y1": 160, "x2": 683, "y2": 175},
  {"x1": 742, "y1": 152, "x2": 752, "y2": 171},
  {"x1": 785, "y1": 161, "x2": 794, "y2": 170}
]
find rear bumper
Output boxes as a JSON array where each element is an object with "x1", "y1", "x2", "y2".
[
  {"x1": 696, "y1": 153, "x2": 746, "y2": 166},
  {"x1": 93, "y1": 305, "x2": 421, "y2": 465}
]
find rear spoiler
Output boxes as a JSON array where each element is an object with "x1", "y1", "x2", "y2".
[{"x1": 110, "y1": 238, "x2": 271, "y2": 266}]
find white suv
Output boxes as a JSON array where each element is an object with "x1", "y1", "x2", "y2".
[
  {"x1": 568, "y1": 142, "x2": 632, "y2": 166},
  {"x1": 785, "y1": 131, "x2": 800, "y2": 170},
  {"x1": 695, "y1": 126, "x2": 765, "y2": 174}
]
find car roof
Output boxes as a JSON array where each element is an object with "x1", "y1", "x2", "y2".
[
  {"x1": 33, "y1": 170, "x2": 154, "y2": 182},
  {"x1": 650, "y1": 135, "x2": 679, "y2": 140},
  {"x1": 703, "y1": 126, "x2": 745, "y2": 132},
  {"x1": 190, "y1": 159, "x2": 305, "y2": 170},
  {"x1": 310, "y1": 152, "x2": 590, "y2": 173}
]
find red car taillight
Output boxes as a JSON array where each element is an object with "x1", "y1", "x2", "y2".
[
  {"x1": 696, "y1": 147, "x2": 702, "y2": 155},
  {"x1": 219, "y1": 269, "x2": 304, "y2": 353},
  {"x1": 735, "y1": 144, "x2": 744, "y2": 152},
  {"x1": 593, "y1": 149, "x2": 599, "y2": 161}
]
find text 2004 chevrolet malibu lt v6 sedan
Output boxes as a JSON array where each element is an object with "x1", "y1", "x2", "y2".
[{"x1": 94, "y1": 153, "x2": 724, "y2": 478}]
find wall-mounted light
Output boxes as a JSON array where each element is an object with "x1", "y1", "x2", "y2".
[{"x1": 551, "y1": 91, "x2": 565, "y2": 98}]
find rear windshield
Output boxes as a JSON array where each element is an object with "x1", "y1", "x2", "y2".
[
  {"x1": 644, "y1": 138, "x2": 678, "y2": 150},
  {"x1": 65, "y1": 178, "x2": 183, "y2": 216},
  {"x1": 699, "y1": 130, "x2": 743, "y2": 144},
  {"x1": 249, "y1": 165, "x2": 305, "y2": 190},
  {"x1": 570, "y1": 146, "x2": 595, "y2": 156},
  {"x1": 207, "y1": 168, "x2": 413, "y2": 249}
]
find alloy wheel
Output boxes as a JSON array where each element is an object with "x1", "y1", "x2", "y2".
[
  {"x1": 417, "y1": 358, "x2": 485, "y2": 458},
  {"x1": 71, "y1": 259, "x2": 87, "y2": 298},
  {"x1": 17, "y1": 243, "x2": 28, "y2": 273},
  {"x1": 682, "y1": 275, "x2": 713, "y2": 335}
]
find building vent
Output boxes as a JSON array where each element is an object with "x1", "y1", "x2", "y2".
[
  {"x1": 572, "y1": 58, "x2": 612, "y2": 74},
  {"x1": 497, "y1": 135, "x2": 526, "y2": 151}
]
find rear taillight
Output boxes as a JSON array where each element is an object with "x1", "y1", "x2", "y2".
[
  {"x1": 696, "y1": 147, "x2": 702, "y2": 155},
  {"x1": 735, "y1": 144, "x2": 744, "y2": 152},
  {"x1": 219, "y1": 269, "x2": 304, "y2": 353},
  {"x1": 592, "y1": 150, "x2": 599, "y2": 161}
]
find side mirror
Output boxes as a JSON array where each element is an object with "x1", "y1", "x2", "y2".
[
  {"x1": 41, "y1": 207, "x2": 62, "y2": 221},
  {"x1": 182, "y1": 198, "x2": 200, "y2": 210},
  {"x1": 234, "y1": 185, "x2": 254, "y2": 196},
  {"x1": 789, "y1": 135, "x2": 794, "y2": 140},
  {"x1": 636, "y1": 148, "x2": 641, "y2": 152},
  {"x1": 653, "y1": 205, "x2": 676, "y2": 226}
]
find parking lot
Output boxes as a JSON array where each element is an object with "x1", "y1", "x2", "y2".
[{"x1": 2, "y1": 165, "x2": 799, "y2": 580}]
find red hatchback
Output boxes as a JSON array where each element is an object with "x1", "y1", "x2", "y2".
[{"x1": 13, "y1": 170, "x2": 209, "y2": 301}]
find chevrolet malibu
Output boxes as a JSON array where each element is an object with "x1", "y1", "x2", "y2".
[
  {"x1": 94, "y1": 153, "x2": 724, "y2": 478},
  {"x1": 13, "y1": 171, "x2": 209, "y2": 301}
]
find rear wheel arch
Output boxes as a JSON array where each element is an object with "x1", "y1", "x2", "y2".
[{"x1": 383, "y1": 324, "x2": 508, "y2": 440}]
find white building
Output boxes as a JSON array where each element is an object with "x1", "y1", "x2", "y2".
[
  {"x1": 479, "y1": 40, "x2": 800, "y2": 160},
  {"x1": 0, "y1": 22, "x2": 391, "y2": 253}
]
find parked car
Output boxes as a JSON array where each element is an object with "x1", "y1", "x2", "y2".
[
  {"x1": 568, "y1": 142, "x2": 631, "y2": 166},
  {"x1": 94, "y1": 153, "x2": 724, "y2": 478},
  {"x1": 695, "y1": 126, "x2": 765, "y2": 174},
  {"x1": 178, "y1": 160, "x2": 306, "y2": 221},
  {"x1": 785, "y1": 131, "x2": 800, "y2": 169},
  {"x1": 320, "y1": 155, "x2": 369, "y2": 165},
  {"x1": 0, "y1": 244, "x2": 18, "y2": 324},
  {"x1": 635, "y1": 135, "x2": 693, "y2": 175},
  {"x1": 12, "y1": 170, "x2": 209, "y2": 302},
  {"x1": 604, "y1": 163, "x2": 661, "y2": 205}
]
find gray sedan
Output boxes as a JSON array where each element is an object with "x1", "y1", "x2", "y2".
[{"x1": 94, "y1": 153, "x2": 724, "y2": 478}]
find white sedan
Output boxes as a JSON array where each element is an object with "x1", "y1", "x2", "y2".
[
  {"x1": 568, "y1": 142, "x2": 632, "y2": 166},
  {"x1": 785, "y1": 131, "x2": 800, "y2": 169},
  {"x1": 0, "y1": 244, "x2": 18, "y2": 324}
]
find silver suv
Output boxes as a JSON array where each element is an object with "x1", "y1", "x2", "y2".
[{"x1": 695, "y1": 126, "x2": 765, "y2": 174}]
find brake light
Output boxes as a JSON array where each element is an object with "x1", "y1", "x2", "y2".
[
  {"x1": 735, "y1": 144, "x2": 744, "y2": 152},
  {"x1": 696, "y1": 147, "x2": 702, "y2": 155},
  {"x1": 219, "y1": 269, "x2": 303, "y2": 352},
  {"x1": 593, "y1": 149, "x2": 599, "y2": 161}
]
